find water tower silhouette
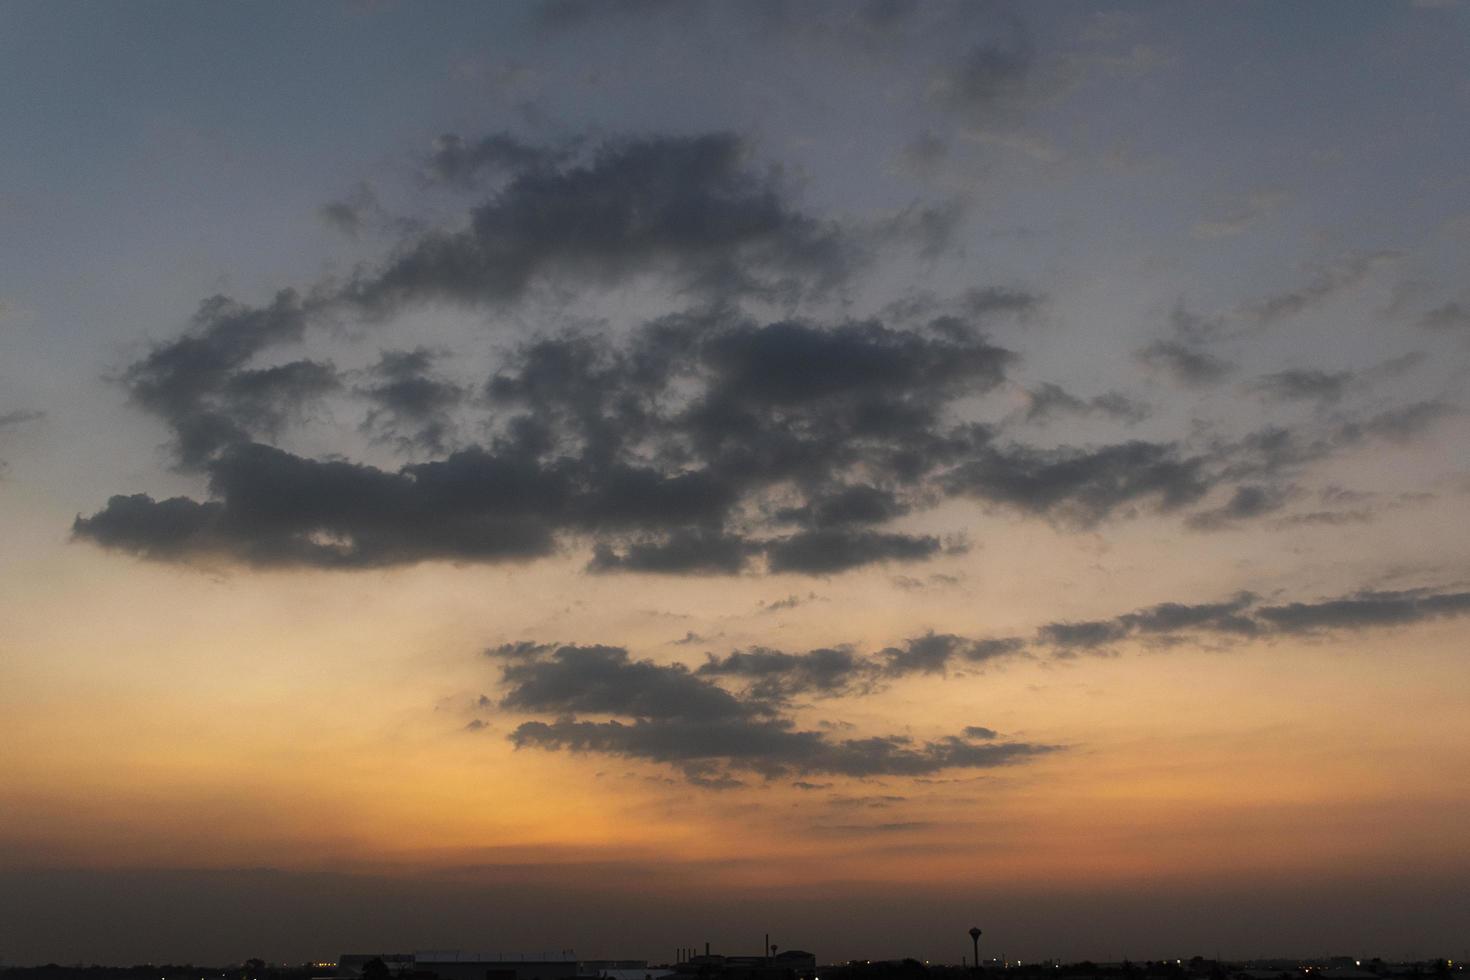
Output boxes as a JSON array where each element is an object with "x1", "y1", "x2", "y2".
[{"x1": 969, "y1": 928, "x2": 983, "y2": 971}]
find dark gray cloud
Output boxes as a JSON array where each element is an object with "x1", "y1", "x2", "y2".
[
  {"x1": 1137, "y1": 339, "x2": 1234, "y2": 387},
  {"x1": 1254, "y1": 589, "x2": 1470, "y2": 634},
  {"x1": 84, "y1": 291, "x2": 1440, "y2": 569},
  {"x1": 1337, "y1": 400, "x2": 1455, "y2": 443},
  {"x1": 960, "y1": 286, "x2": 1045, "y2": 321},
  {"x1": 0, "y1": 409, "x2": 44, "y2": 430},
  {"x1": 1252, "y1": 368, "x2": 1354, "y2": 405},
  {"x1": 878, "y1": 632, "x2": 1025, "y2": 676},
  {"x1": 81, "y1": 128, "x2": 1451, "y2": 575},
  {"x1": 358, "y1": 348, "x2": 465, "y2": 453},
  {"x1": 68, "y1": 493, "x2": 227, "y2": 561},
  {"x1": 587, "y1": 530, "x2": 753, "y2": 575},
  {"x1": 1243, "y1": 252, "x2": 1397, "y2": 324},
  {"x1": 1136, "y1": 305, "x2": 1235, "y2": 387},
  {"x1": 511, "y1": 715, "x2": 1051, "y2": 780},
  {"x1": 691, "y1": 630, "x2": 1025, "y2": 703},
  {"x1": 75, "y1": 443, "x2": 560, "y2": 568},
  {"x1": 492, "y1": 641, "x2": 1053, "y2": 782},
  {"x1": 946, "y1": 439, "x2": 1210, "y2": 526},
  {"x1": 1417, "y1": 301, "x2": 1470, "y2": 331},
  {"x1": 113, "y1": 133, "x2": 860, "y2": 473},
  {"x1": 349, "y1": 133, "x2": 857, "y2": 311},
  {"x1": 497, "y1": 644, "x2": 758, "y2": 722},
  {"x1": 1116, "y1": 593, "x2": 1261, "y2": 637},
  {"x1": 120, "y1": 290, "x2": 326, "y2": 467},
  {"x1": 81, "y1": 305, "x2": 1020, "y2": 574},
  {"x1": 1184, "y1": 483, "x2": 1292, "y2": 531},
  {"x1": 760, "y1": 593, "x2": 811, "y2": 613},
  {"x1": 480, "y1": 578, "x2": 1470, "y2": 782},
  {"x1": 1035, "y1": 585, "x2": 1470, "y2": 654},
  {"x1": 697, "y1": 645, "x2": 869, "y2": 699},
  {"x1": 764, "y1": 529, "x2": 945, "y2": 574},
  {"x1": 1022, "y1": 383, "x2": 1150, "y2": 425},
  {"x1": 1036, "y1": 618, "x2": 1128, "y2": 651},
  {"x1": 424, "y1": 132, "x2": 567, "y2": 188},
  {"x1": 318, "y1": 182, "x2": 387, "y2": 238}
]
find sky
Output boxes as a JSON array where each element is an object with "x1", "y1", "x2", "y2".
[{"x1": 2, "y1": 0, "x2": 1470, "y2": 968}]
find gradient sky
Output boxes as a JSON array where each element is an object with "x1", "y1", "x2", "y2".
[{"x1": 3, "y1": 0, "x2": 1470, "y2": 968}]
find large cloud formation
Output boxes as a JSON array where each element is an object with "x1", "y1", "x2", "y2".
[
  {"x1": 488, "y1": 642, "x2": 1055, "y2": 785},
  {"x1": 74, "y1": 130, "x2": 1451, "y2": 574},
  {"x1": 478, "y1": 579, "x2": 1470, "y2": 785}
]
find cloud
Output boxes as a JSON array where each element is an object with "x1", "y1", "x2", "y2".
[
  {"x1": 1251, "y1": 369, "x2": 1355, "y2": 405},
  {"x1": 75, "y1": 444, "x2": 560, "y2": 568},
  {"x1": 1136, "y1": 305, "x2": 1235, "y2": 387},
  {"x1": 498, "y1": 644, "x2": 757, "y2": 722},
  {"x1": 587, "y1": 530, "x2": 753, "y2": 575},
  {"x1": 113, "y1": 133, "x2": 862, "y2": 471},
  {"x1": 0, "y1": 409, "x2": 44, "y2": 431},
  {"x1": 697, "y1": 646, "x2": 870, "y2": 699},
  {"x1": 82, "y1": 285, "x2": 1449, "y2": 570},
  {"x1": 423, "y1": 132, "x2": 567, "y2": 188},
  {"x1": 1034, "y1": 585, "x2": 1470, "y2": 654},
  {"x1": 878, "y1": 632, "x2": 1025, "y2": 676},
  {"x1": 120, "y1": 290, "x2": 326, "y2": 467},
  {"x1": 494, "y1": 642, "x2": 1053, "y2": 782},
  {"x1": 481, "y1": 578, "x2": 1470, "y2": 782},
  {"x1": 81, "y1": 305, "x2": 1021, "y2": 573},
  {"x1": 1242, "y1": 252, "x2": 1398, "y2": 324},
  {"x1": 511, "y1": 716, "x2": 1052, "y2": 780},
  {"x1": 318, "y1": 182, "x2": 387, "y2": 238},
  {"x1": 1416, "y1": 302, "x2": 1470, "y2": 331},
  {"x1": 1185, "y1": 484, "x2": 1292, "y2": 531},
  {"x1": 693, "y1": 630, "x2": 1024, "y2": 702},
  {"x1": 764, "y1": 529, "x2": 945, "y2": 574},
  {"x1": 1021, "y1": 383, "x2": 1150, "y2": 425},
  {"x1": 1138, "y1": 340, "x2": 1235, "y2": 386},
  {"x1": 946, "y1": 439, "x2": 1210, "y2": 527},
  {"x1": 80, "y1": 130, "x2": 1451, "y2": 574},
  {"x1": 760, "y1": 593, "x2": 810, "y2": 613},
  {"x1": 357, "y1": 348, "x2": 465, "y2": 453},
  {"x1": 1254, "y1": 589, "x2": 1470, "y2": 634},
  {"x1": 1036, "y1": 619, "x2": 1127, "y2": 651},
  {"x1": 959, "y1": 286, "x2": 1045, "y2": 321},
  {"x1": 349, "y1": 133, "x2": 857, "y2": 311},
  {"x1": 1337, "y1": 400, "x2": 1455, "y2": 444}
]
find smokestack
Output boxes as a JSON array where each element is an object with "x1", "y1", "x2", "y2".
[{"x1": 706, "y1": 943, "x2": 710, "y2": 958}]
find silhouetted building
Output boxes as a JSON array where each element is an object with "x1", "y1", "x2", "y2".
[
  {"x1": 414, "y1": 953, "x2": 579, "y2": 980},
  {"x1": 339, "y1": 955, "x2": 416, "y2": 978}
]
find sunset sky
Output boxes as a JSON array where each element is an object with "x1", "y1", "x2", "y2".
[{"x1": 2, "y1": 1, "x2": 1469, "y2": 967}]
